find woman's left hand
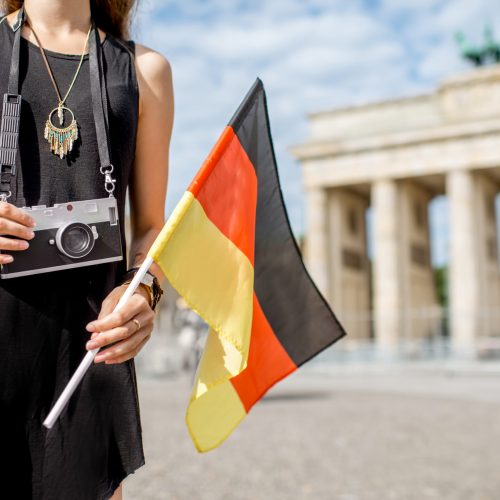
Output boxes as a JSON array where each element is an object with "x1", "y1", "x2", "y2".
[{"x1": 85, "y1": 285, "x2": 155, "y2": 364}]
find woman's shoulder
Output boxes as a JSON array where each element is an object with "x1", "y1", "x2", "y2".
[
  {"x1": 130, "y1": 43, "x2": 173, "y2": 116},
  {"x1": 109, "y1": 38, "x2": 171, "y2": 85},
  {"x1": 133, "y1": 43, "x2": 172, "y2": 81}
]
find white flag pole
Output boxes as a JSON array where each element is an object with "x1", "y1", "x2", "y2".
[{"x1": 43, "y1": 255, "x2": 154, "y2": 429}]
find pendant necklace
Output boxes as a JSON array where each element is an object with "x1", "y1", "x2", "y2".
[{"x1": 28, "y1": 20, "x2": 92, "y2": 159}]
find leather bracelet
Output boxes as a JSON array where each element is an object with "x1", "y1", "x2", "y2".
[{"x1": 120, "y1": 267, "x2": 164, "y2": 311}]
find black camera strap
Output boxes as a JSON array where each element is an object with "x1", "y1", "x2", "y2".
[
  {"x1": 0, "y1": 6, "x2": 117, "y2": 201},
  {"x1": 0, "y1": 8, "x2": 23, "y2": 201},
  {"x1": 89, "y1": 19, "x2": 117, "y2": 197}
]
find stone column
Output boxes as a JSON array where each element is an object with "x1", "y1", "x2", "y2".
[
  {"x1": 446, "y1": 170, "x2": 481, "y2": 357},
  {"x1": 372, "y1": 179, "x2": 403, "y2": 356},
  {"x1": 476, "y1": 175, "x2": 500, "y2": 340},
  {"x1": 304, "y1": 187, "x2": 329, "y2": 297},
  {"x1": 399, "y1": 181, "x2": 440, "y2": 344},
  {"x1": 328, "y1": 189, "x2": 371, "y2": 340}
]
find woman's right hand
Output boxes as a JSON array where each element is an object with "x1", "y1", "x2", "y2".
[{"x1": 0, "y1": 201, "x2": 36, "y2": 265}]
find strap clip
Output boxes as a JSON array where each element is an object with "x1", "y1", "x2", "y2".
[{"x1": 101, "y1": 164, "x2": 116, "y2": 196}]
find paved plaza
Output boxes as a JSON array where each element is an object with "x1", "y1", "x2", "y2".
[{"x1": 124, "y1": 363, "x2": 500, "y2": 500}]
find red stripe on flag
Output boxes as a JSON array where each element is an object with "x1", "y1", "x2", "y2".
[
  {"x1": 188, "y1": 127, "x2": 234, "y2": 196},
  {"x1": 230, "y1": 294, "x2": 297, "y2": 412},
  {"x1": 188, "y1": 127, "x2": 257, "y2": 265}
]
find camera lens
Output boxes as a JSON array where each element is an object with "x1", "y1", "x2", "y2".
[{"x1": 56, "y1": 223, "x2": 95, "y2": 259}]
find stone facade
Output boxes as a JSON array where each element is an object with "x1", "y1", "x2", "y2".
[{"x1": 292, "y1": 65, "x2": 500, "y2": 358}]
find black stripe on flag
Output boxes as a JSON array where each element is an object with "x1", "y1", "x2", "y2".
[{"x1": 229, "y1": 79, "x2": 347, "y2": 366}]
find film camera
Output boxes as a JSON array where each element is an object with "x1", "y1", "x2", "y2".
[{"x1": 0, "y1": 198, "x2": 123, "y2": 279}]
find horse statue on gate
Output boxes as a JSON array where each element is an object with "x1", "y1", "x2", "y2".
[{"x1": 455, "y1": 25, "x2": 500, "y2": 67}]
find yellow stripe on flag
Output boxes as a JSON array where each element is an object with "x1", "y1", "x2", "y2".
[
  {"x1": 148, "y1": 191, "x2": 254, "y2": 451},
  {"x1": 187, "y1": 346, "x2": 247, "y2": 452}
]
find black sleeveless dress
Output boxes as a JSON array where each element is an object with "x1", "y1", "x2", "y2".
[{"x1": 0, "y1": 18, "x2": 145, "y2": 499}]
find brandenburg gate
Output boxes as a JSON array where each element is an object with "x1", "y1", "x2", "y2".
[{"x1": 292, "y1": 66, "x2": 500, "y2": 358}]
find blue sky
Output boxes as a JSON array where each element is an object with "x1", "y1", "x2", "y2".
[{"x1": 132, "y1": 0, "x2": 500, "y2": 267}]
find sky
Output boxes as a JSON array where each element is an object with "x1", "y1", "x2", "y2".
[{"x1": 132, "y1": 0, "x2": 500, "y2": 267}]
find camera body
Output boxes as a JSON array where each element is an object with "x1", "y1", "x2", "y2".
[{"x1": 0, "y1": 197, "x2": 123, "y2": 279}]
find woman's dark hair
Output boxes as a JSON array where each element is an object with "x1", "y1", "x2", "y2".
[{"x1": 0, "y1": 0, "x2": 138, "y2": 39}]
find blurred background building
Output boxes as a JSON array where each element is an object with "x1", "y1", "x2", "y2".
[
  {"x1": 123, "y1": 4, "x2": 500, "y2": 498},
  {"x1": 292, "y1": 65, "x2": 500, "y2": 360},
  {"x1": 128, "y1": 2, "x2": 500, "y2": 370}
]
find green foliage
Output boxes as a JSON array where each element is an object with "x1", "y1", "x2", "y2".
[{"x1": 434, "y1": 266, "x2": 448, "y2": 308}]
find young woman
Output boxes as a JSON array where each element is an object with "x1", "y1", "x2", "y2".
[{"x1": 0, "y1": 0, "x2": 173, "y2": 498}]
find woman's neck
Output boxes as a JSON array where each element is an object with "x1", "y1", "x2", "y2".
[
  {"x1": 6, "y1": 0, "x2": 99, "y2": 54},
  {"x1": 23, "y1": 0, "x2": 91, "y2": 35}
]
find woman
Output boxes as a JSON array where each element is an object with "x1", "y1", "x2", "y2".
[{"x1": 0, "y1": 0, "x2": 173, "y2": 498}]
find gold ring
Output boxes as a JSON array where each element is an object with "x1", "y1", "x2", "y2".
[{"x1": 132, "y1": 318, "x2": 141, "y2": 332}]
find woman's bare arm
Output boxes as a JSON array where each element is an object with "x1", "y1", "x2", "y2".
[
  {"x1": 128, "y1": 43, "x2": 174, "y2": 280},
  {"x1": 85, "y1": 44, "x2": 173, "y2": 364}
]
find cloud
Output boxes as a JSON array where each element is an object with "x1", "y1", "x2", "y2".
[{"x1": 132, "y1": 0, "x2": 499, "y2": 262}]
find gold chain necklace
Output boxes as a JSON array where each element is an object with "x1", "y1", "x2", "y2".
[{"x1": 28, "y1": 20, "x2": 92, "y2": 159}]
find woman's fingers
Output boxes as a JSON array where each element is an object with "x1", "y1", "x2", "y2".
[
  {"x1": 0, "y1": 222, "x2": 35, "y2": 263},
  {"x1": 0, "y1": 217, "x2": 36, "y2": 241},
  {"x1": 86, "y1": 308, "x2": 153, "y2": 351},
  {"x1": 0, "y1": 201, "x2": 36, "y2": 228},
  {"x1": 0, "y1": 236, "x2": 31, "y2": 251},
  {"x1": 98, "y1": 335, "x2": 151, "y2": 365},
  {"x1": 0, "y1": 253, "x2": 13, "y2": 265},
  {"x1": 93, "y1": 326, "x2": 151, "y2": 363},
  {"x1": 86, "y1": 293, "x2": 147, "y2": 333},
  {"x1": 0, "y1": 203, "x2": 37, "y2": 262}
]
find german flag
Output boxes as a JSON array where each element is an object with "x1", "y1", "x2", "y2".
[{"x1": 148, "y1": 79, "x2": 346, "y2": 452}]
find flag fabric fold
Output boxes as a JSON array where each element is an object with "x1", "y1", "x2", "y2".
[{"x1": 148, "y1": 79, "x2": 346, "y2": 452}]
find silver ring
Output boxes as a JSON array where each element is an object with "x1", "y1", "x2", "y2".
[{"x1": 132, "y1": 318, "x2": 141, "y2": 332}]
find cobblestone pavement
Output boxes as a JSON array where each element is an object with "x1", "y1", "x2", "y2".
[{"x1": 123, "y1": 366, "x2": 500, "y2": 500}]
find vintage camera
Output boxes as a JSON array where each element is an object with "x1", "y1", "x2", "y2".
[{"x1": 0, "y1": 197, "x2": 123, "y2": 279}]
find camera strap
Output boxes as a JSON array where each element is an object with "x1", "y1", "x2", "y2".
[
  {"x1": 0, "y1": 6, "x2": 117, "y2": 201},
  {"x1": 89, "y1": 19, "x2": 117, "y2": 197},
  {"x1": 0, "y1": 7, "x2": 23, "y2": 201}
]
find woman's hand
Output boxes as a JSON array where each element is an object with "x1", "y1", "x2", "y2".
[
  {"x1": 0, "y1": 201, "x2": 36, "y2": 264},
  {"x1": 85, "y1": 285, "x2": 155, "y2": 364}
]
